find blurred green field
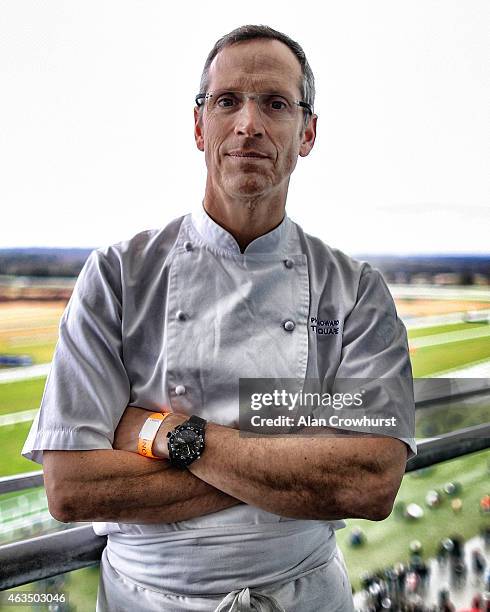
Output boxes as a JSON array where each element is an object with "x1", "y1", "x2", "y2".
[
  {"x1": 407, "y1": 321, "x2": 488, "y2": 339},
  {"x1": 0, "y1": 342, "x2": 56, "y2": 365},
  {"x1": 0, "y1": 422, "x2": 39, "y2": 475},
  {"x1": 411, "y1": 335, "x2": 490, "y2": 377},
  {"x1": 0, "y1": 378, "x2": 47, "y2": 415}
]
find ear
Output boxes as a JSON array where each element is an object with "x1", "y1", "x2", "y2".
[
  {"x1": 194, "y1": 107, "x2": 204, "y2": 152},
  {"x1": 299, "y1": 114, "x2": 317, "y2": 157}
]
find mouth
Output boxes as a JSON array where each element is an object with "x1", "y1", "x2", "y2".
[{"x1": 227, "y1": 151, "x2": 269, "y2": 159}]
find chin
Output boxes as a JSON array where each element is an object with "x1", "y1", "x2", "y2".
[{"x1": 226, "y1": 176, "x2": 271, "y2": 198}]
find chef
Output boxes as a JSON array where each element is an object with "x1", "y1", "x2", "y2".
[{"x1": 22, "y1": 24, "x2": 416, "y2": 611}]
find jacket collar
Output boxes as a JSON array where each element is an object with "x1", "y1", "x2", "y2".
[{"x1": 190, "y1": 204, "x2": 291, "y2": 255}]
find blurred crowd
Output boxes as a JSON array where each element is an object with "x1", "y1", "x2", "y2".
[{"x1": 354, "y1": 529, "x2": 490, "y2": 611}]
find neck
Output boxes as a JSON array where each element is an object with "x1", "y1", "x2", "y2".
[{"x1": 202, "y1": 179, "x2": 288, "y2": 252}]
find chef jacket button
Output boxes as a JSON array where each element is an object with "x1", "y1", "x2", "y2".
[
  {"x1": 175, "y1": 385, "x2": 186, "y2": 396},
  {"x1": 176, "y1": 310, "x2": 187, "y2": 321},
  {"x1": 184, "y1": 241, "x2": 193, "y2": 252},
  {"x1": 284, "y1": 320, "x2": 295, "y2": 332},
  {"x1": 284, "y1": 259, "x2": 294, "y2": 269}
]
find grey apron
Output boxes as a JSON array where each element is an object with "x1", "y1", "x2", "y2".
[{"x1": 96, "y1": 538, "x2": 355, "y2": 611}]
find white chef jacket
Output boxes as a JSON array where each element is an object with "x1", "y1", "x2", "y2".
[{"x1": 22, "y1": 204, "x2": 416, "y2": 601}]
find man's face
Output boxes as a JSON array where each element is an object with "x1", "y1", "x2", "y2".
[{"x1": 194, "y1": 39, "x2": 316, "y2": 201}]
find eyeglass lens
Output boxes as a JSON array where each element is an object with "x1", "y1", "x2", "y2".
[{"x1": 206, "y1": 91, "x2": 300, "y2": 121}]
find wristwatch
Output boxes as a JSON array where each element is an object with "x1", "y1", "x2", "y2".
[{"x1": 167, "y1": 415, "x2": 207, "y2": 469}]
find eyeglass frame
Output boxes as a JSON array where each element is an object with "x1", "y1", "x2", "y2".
[{"x1": 195, "y1": 91, "x2": 314, "y2": 118}]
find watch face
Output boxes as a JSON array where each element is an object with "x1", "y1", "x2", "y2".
[
  {"x1": 175, "y1": 429, "x2": 197, "y2": 446},
  {"x1": 170, "y1": 427, "x2": 203, "y2": 460}
]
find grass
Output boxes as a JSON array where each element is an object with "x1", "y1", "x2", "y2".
[
  {"x1": 408, "y1": 321, "x2": 488, "y2": 339},
  {"x1": 410, "y1": 335, "x2": 490, "y2": 377},
  {"x1": 0, "y1": 378, "x2": 47, "y2": 415},
  {"x1": 0, "y1": 421, "x2": 42, "y2": 476},
  {"x1": 0, "y1": 341, "x2": 56, "y2": 366}
]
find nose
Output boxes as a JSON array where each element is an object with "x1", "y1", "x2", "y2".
[{"x1": 234, "y1": 98, "x2": 265, "y2": 137}]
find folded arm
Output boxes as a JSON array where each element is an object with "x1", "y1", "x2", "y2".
[
  {"x1": 44, "y1": 405, "x2": 407, "y2": 524},
  {"x1": 155, "y1": 413, "x2": 408, "y2": 522},
  {"x1": 43, "y1": 407, "x2": 243, "y2": 524}
]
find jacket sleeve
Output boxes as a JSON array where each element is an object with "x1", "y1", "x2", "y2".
[
  {"x1": 330, "y1": 264, "x2": 417, "y2": 459},
  {"x1": 22, "y1": 248, "x2": 131, "y2": 465}
]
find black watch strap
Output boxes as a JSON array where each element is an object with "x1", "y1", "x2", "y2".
[{"x1": 188, "y1": 415, "x2": 207, "y2": 430}]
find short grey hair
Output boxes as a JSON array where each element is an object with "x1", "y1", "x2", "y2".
[{"x1": 197, "y1": 25, "x2": 315, "y2": 128}]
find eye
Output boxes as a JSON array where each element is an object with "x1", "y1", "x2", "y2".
[
  {"x1": 216, "y1": 94, "x2": 239, "y2": 108},
  {"x1": 261, "y1": 94, "x2": 291, "y2": 117},
  {"x1": 266, "y1": 96, "x2": 290, "y2": 111}
]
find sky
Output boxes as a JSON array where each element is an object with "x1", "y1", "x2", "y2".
[{"x1": 1, "y1": 1, "x2": 489, "y2": 255}]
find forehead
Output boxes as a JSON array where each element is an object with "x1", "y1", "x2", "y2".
[{"x1": 207, "y1": 39, "x2": 303, "y2": 96}]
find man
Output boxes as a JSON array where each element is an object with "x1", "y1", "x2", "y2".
[{"x1": 22, "y1": 25, "x2": 416, "y2": 611}]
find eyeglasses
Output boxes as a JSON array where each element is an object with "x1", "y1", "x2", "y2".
[{"x1": 195, "y1": 90, "x2": 313, "y2": 122}]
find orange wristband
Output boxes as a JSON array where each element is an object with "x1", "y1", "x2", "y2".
[{"x1": 138, "y1": 411, "x2": 172, "y2": 459}]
